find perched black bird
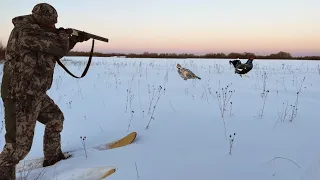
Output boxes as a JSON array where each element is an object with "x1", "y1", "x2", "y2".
[{"x1": 229, "y1": 57, "x2": 254, "y2": 76}]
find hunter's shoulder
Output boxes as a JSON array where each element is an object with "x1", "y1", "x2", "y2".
[
  {"x1": 18, "y1": 23, "x2": 42, "y2": 33},
  {"x1": 10, "y1": 25, "x2": 40, "y2": 40}
]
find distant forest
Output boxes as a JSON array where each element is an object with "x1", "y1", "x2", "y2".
[
  {"x1": 65, "y1": 51, "x2": 320, "y2": 60},
  {"x1": 0, "y1": 41, "x2": 319, "y2": 60}
]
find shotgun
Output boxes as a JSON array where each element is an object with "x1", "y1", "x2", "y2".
[
  {"x1": 67, "y1": 28, "x2": 109, "y2": 43},
  {"x1": 55, "y1": 28, "x2": 109, "y2": 79}
]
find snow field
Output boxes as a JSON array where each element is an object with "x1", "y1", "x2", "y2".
[{"x1": 0, "y1": 57, "x2": 319, "y2": 180}]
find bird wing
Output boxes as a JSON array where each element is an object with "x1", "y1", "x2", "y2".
[
  {"x1": 236, "y1": 64, "x2": 247, "y2": 71},
  {"x1": 185, "y1": 69, "x2": 194, "y2": 74},
  {"x1": 185, "y1": 69, "x2": 198, "y2": 78}
]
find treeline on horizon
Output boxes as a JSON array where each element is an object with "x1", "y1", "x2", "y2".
[
  {"x1": 66, "y1": 51, "x2": 320, "y2": 60},
  {"x1": 0, "y1": 42, "x2": 319, "y2": 60}
]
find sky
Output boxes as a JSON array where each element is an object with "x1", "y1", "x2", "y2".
[{"x1": 0, "y1": 0, "x2": 319, "y2": 56}]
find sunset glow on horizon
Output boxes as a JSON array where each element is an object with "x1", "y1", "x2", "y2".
[{"x1": 0, "y1": 0, "x2": 319, "y2": 56}]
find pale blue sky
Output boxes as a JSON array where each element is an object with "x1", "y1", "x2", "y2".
[{"x1": 0, "y1": 0, "x2": 319, "y2": 56}]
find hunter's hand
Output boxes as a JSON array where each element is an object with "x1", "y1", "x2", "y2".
[{"x1": 57, "y1": 28, "x2": 73, "y2": 35}]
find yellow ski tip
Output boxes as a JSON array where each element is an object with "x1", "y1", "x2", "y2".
[
  {"x1": 108, "y1": 132, "x2": 137, "y2": 149},
  {"x1": 101, "y1": 168, "x2": 116, "y2": 179}
]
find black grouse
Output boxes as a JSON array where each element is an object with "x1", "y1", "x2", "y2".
[{"x1": 229, "y1": 57, "x2": 254, "y2": 76}]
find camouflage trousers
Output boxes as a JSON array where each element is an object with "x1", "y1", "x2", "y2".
[{"x1": 0, "y1": 94, "x2": 64, "y2": 180}]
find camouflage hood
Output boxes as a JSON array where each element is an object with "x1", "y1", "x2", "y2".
[
  {"x1": 12, "y1": 3, "x2": 58, "y2": 27},
  {"x1": 12, "y1": 15, "x2": 36, "y2": 27}
]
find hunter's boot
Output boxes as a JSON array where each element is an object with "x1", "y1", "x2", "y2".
[{"x1": 43, "y1": 150, "x2": 69, "y2": 167}]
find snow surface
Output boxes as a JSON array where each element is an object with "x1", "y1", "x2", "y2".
[{"x1": 0, "y1": 57, "x2": 320, "y2": 180}]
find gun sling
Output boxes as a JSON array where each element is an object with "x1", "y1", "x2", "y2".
[{"x1": 56, "y1": 39, "x2": 95, "y2": 78}]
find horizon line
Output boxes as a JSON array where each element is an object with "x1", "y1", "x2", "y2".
[{"x1": 69, "y1": 49, "x2": 320, "y2": 57}]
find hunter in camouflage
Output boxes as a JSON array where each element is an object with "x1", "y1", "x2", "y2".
[
  {"x1": 176, "y1": 63, "x2": 201, "y2": 80},
  {"x1": 0, "y1": 3, "x2": 89, "y2": 179}
]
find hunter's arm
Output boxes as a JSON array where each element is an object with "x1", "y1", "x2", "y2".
[
  {"x1": 55, "y1": 36, "x2": 78, "y2": 59},
  {"x1": 18, "y1": 25, "x2": 70, "y2": 57}
]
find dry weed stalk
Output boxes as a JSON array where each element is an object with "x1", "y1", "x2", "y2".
[
  {"x1": 216, "y1": 84, "x2": 235, "y2": 140},
  {"x1": 146, "y1": 86, "x2": 166, "y2": 129}
]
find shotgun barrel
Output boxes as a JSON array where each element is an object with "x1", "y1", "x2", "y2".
[{"x1": 69, "y1": 28, "x2": 109, "y2": 43}]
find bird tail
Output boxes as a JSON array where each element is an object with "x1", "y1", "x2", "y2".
[{"x1": 196, "y1": 76, "x2": 201, "y2": 80}]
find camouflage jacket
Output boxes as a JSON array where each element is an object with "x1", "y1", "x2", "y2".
[{"x1": 1, "y1": 15, "x2": 78, "y2": 99}]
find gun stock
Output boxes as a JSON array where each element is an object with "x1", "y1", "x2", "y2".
[{"x1": 70, "y1": 28, "x2": 109, "y2": 43}]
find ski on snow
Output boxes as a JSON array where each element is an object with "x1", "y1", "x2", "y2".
[{"x1": 16, "y1": 132, "x2": 137, "y2": 179}]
